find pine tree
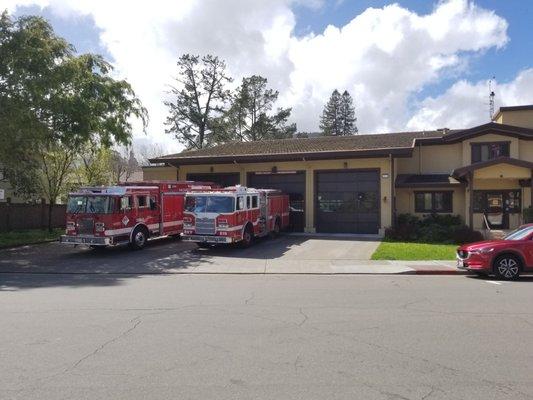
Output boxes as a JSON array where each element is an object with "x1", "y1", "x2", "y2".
[
  {"x1": 319, "y1": 90, "x2": 342, "y2": 136},
  {"x1": 340, "y1": 90, "x2": 358, "y2": 135}
]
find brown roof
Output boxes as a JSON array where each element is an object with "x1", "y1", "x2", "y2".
[
  {"x1": 452, "y1": 157, "x2": 533, "y2": 179},
  {"x1": 151, "y1": 122, "x2": 533, "y2": 166},
  {"x1": 152, "y1": 130, "x2": 448, "y2": 165},
  {"x1": 395, "y1": 174, "x2": 463, "y2": 188}
]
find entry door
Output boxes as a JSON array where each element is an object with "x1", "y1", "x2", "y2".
[
  {"x1": 486, "y1": 193, "x2": 507, "y2": 229},
  {"x1": 316, "y1": 170, "x2": 380, "y2": 234}
]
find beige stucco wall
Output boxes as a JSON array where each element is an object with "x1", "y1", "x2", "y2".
[
  {"x1": 142, "y1": 166, "x2": 178, "y2": 181},
  {"x1": 176, "y1": 158, "x2": 393, "y2": 234},
  {"x1": 395, "y1": 186, "x2": 466, "y2": 222},
  {"x1": 396, "y1": 143, "x2": 462, "y2": 174},
  {"x1": 495, "y1": 109, "x2": 533, "y2": 129}
]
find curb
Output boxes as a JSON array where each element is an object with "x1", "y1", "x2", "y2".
[
  {"x1": 410, "y1": 269, "x2": 469, "y2": 275},
  {"x1": 0, "y1": 239, "x2": 58, "y2": 251},
  {"x1": 0, "y1": 269, "x2": 469, "y2": 276}
]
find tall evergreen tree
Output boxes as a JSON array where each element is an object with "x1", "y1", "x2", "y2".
[
  {"x1": 319, "y1": 89, "x2": 342, "y2": 136},
  {"x1": 340, "y1": 90, "x2": 358, "y2": 135}
]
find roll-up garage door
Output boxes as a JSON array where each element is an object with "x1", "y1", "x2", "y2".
[
  {"x1": 315, "y1": 170, "x2": 380, "y2": 234},
  {"x1": 248, "y1": 171, "x2": 305, "y2": 232}
]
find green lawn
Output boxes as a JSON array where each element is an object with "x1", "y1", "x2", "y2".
[
  {"x1": 0, "y1": 228, "x2": 63, "y2": 248},
  {"x1": 371, "y1": 240, "x2": 458, "y2": 260}
]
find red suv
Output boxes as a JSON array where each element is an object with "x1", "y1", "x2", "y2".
[{"x1": 457, "y1": 224, "x2": 533, "y2": 279}]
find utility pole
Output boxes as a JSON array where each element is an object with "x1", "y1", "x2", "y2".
[{"x1": 488, "y1": 76, "x2": 495, "y2": 120}]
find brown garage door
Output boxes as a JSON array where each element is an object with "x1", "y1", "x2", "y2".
[
  {"x1": 315, "y1": 170, "x2": 380, "y2": 234},
  {"x1": 247, "y1": 171, "x2": 305, "y2": 232}
]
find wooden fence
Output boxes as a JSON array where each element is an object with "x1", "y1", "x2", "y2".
[{"x1": 0, "y1": 199, "x2": 66, "y2": 232}]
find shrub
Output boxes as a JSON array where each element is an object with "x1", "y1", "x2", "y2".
[
  {"x1": 451, "y1": 225, "x2": 484, "y2": 244},
  {"x1": 524, "y1": 207, "x2": 533, "y2": 224},
  {"x1": 386, "y1": 213, "x2": 482, "y2": 244}
]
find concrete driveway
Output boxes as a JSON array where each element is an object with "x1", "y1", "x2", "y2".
[{"x1": 0, "y1": 234, "x2": 382, "y2": 274}]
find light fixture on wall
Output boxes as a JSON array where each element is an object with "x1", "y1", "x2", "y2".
[
  {"x1": 343, "y1": 162, "x2": 348, "y2": 169},
  {"x1": 210, "y1": 166, "x2": 214, "y2": 173},
  {"x1": 271, "y1": 166, "x2": 278, "y2": 174}
]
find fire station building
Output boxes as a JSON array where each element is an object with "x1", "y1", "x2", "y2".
[{"x1": 144, "y1": 105, "x2": 533, "y2": 235}]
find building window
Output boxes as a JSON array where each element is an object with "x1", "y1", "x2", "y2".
[
  {"x1": 473, "y1": 191, "x2": 521, "y2": 213},
  {"x1": 471, "y1": 142, "x2": 509, "y2": 163},
  {"x1": 415, "y1": 191, "x2": 453, "y2": 213}
]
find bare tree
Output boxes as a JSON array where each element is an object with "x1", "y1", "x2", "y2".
[{"x1": 165, "y1": 54, "x2": 232, "y2": 149}]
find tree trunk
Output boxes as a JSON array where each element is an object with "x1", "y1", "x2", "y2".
[{"x1": 48, "y1": 200, "x2": 54, "y2": 233}]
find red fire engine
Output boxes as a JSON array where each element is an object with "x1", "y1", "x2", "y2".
[
  {"x1": 60, "y1": 181, "x2": 216, "y2": 249},
  {"x1": 182, "y1": 186, "x2": 290, "y2": 247}
]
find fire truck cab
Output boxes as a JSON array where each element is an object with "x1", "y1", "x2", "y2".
[
  {"x1": 182, "y1": 186, "x2": 290, "y2": 247},
  {"x1": 60, "y1": 181, "x2": 215, "y2": 250}
]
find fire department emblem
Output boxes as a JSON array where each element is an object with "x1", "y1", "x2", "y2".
[{"x1": 122, "y1": 216, "x2": 129, "y2": 226}]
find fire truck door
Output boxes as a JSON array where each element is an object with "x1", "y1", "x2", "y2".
[
  {"x1": 259, "y1": 193, "x2": 268, "y2": 231},
  {"x1": 161, "y1": 193, "x2": 183, "y2": 235}
]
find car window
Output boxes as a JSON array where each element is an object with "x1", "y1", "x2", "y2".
[{"x1": 505, "y1": 226, "x2": 533, "y2": 241}]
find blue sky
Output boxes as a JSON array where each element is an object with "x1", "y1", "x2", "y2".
[
  {"x1": 292, "y1": 0, "x2": 533, "y2": 97},
  {"x1": 7, "y1": 0, "x2": 533, "y2": 150}
]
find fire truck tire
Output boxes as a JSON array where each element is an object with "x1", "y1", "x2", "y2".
[
  {"x1": 130, "y1": 226, "x2": 149, "y2": 250},
  {"x1": 240, "y1": 224, "x2": 254, "y2": 248},
  {"x1": 269, "y1": 218, "x2": 281, "y2": 238}
]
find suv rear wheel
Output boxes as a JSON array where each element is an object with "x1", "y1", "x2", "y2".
[{"x1": 494, "y1": 254, "x2": 521, "y2": 280}]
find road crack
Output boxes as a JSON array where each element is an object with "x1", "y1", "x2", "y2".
[{"x1": 65, "y1": 316, "x2": 142, "y2": 373}]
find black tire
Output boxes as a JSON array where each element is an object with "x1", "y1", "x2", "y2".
[
  {"x1": 240, "y1": 225, "x2": 254, "y2": 248},
  {"x1": 130, "y1": 226, "x2": 148, "y2": 250},
  {"x1": 493, "y1": 254, "x2": 521, "y2": 280},
  {"x1": 170, "y1": 234, "x2": 181, "y2": 240},
  {"x1": 269, "y1": 218, "x2": 281, "y2": 238}
]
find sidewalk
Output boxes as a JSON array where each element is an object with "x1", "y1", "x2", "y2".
[{"x1": 164, "y1": 258, "x2": 466, "y2": 275}]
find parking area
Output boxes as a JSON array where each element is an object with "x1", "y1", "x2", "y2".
[{"x1": 0, "y1": 234, "x2": 382, "y2": 275}]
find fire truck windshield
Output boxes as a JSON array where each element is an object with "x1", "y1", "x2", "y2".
[
  {"x1": 67, "y1": 196, "x2": 114, "y2": 214},
  {"x1": 185, "y1": 196, "x2": 235, "y2": 213}
]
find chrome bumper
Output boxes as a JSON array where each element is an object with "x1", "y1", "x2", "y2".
[
  {"x1": 182, "y1": 235, "x2": 234, "y2": 244},
  {"x1": 60, "y1": 235, "x2": 110, "y2": 246}
]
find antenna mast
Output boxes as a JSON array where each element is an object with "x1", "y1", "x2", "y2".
[{"x1": 488, "y1": 76, "x2": 495, "y2": 120}]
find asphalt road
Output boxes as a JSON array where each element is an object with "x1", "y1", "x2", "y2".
[
  {"x1": 2, "y1": 274, "x2": 533, "y2": 400},
  {"x1": 0, "y1": 235, "x2": 382, "y2": 274}
]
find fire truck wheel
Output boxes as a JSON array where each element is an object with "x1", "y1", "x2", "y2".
[
  {"x1": 240, "y1": 225, "x2": 254, "y2": 248},
  {"x1": 269, "y1": 218, "x2": 281, "y2": 238},
  {"x1": 130, "y1": 226, "x2": 148, "y2": 250}
]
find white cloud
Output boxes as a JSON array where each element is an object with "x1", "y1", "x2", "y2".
[
  {"x1": 407, "y1": 68, "x2": 533, "y2": 130},
  {"x1": 4, "y1": 0, "x2": 528, "y2": 154}
]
